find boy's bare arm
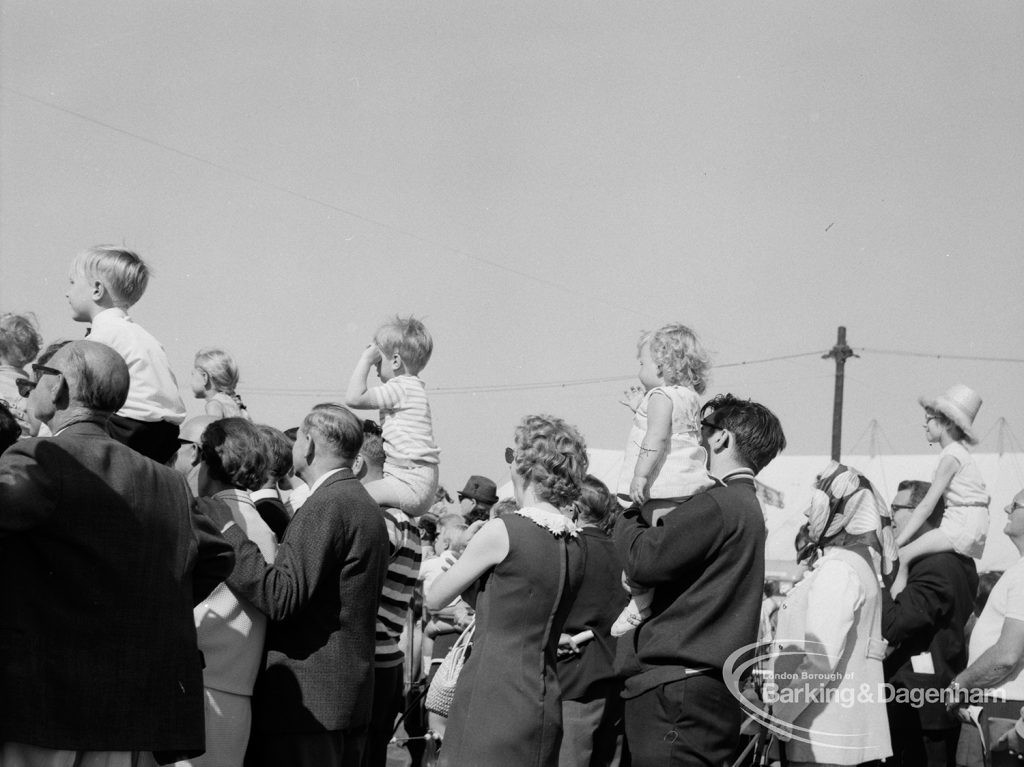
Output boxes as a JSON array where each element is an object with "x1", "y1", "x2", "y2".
[{"x1": 345, "y1": 345, "x2": 381, "y2": 409}]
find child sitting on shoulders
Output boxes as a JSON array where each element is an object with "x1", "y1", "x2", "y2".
[
  {"x1": 892, "y1": 384, "x2": 989, "y2": 596},
  {"x1": 192, "y1": 347, "x2": 252, "y2": 420},
  {"x1": 612, "y1": 323, "x2": 715, "y2": 636},
  {"x1": 0, "y1": 313, "x2": 43, "y2": 437},
  {"x1": 346, "y1": 315, "x2": 439, "y2": 516},
  {"x1": 65, "y1": 246, "x2": 186, "y2": 463}
]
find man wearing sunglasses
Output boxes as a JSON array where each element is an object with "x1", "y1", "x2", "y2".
[
  {"x1": 614, "y1": 393, "x2": 786, "y2": 767},
  {"x1": 882, "y1": 479, "x2": 978, "y2": 766},
  {"x1": 0, "y1": 339, "x2": 235, "y2": 766}
]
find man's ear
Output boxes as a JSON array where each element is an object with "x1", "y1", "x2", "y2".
[
  {"x1": 709, "y1": 428, "x2": 730, "y2": 454},
  {"x1": 304, "y1": 433, "x2": 316, "y2": 466},
  {"x1": 51, "y1": 375, "x2": 71, "y2": 410},
  {"x1": 352, "y1": 455, "x2": 367, "y2": 479}
]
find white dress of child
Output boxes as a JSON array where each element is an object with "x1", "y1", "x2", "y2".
[
  {"x1": 617, "y1": 384, "x2": 713, "y2": 502},
  {"x1": 937, "y1": 440, "x2": 990, "y2": 559}
]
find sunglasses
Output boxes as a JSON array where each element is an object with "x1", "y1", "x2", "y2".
[{"x1": 14, "y1": 363, "x2": 64, "y2": 398}]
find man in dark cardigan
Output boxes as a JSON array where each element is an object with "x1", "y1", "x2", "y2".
[
  {"x1": 0, "y1": 340, "x2": 234, "y2": 766},
  {"x1": 614, "y1": 393, "x2": 786, "y2": 767},
  {"x1": 205, "y1": 403, "x2": 389, "y2": 767}
]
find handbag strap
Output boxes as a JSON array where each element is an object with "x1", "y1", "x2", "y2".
[{"x1": 453, "y1": 619, "x2": 475, "y2": 651}]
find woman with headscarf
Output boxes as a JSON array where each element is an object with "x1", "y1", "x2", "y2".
[{"x1": 769, "y1": 461, "x2": 897, "y2": 766}]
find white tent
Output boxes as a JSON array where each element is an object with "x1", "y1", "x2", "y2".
[{"x1": 498, "y1": 449, "x2": 1024, "y2": 574}]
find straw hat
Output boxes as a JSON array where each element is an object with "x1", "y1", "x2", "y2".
[{"x1": 918, "y1": 384, "x2": 982, "y2": 445}]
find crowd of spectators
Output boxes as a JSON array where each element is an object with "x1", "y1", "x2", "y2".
[{"x1": 0, "y1": 245, "x2": 1018, "y2": 767}]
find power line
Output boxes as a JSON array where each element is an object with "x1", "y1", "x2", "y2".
[
  {"x1": 245, "y1": 350, "x2": 829, "y2": 397},
  {"x1": 242, "y1": 344, "x2": 1024, "y2": 399},
  {"x1": 2, "y1": 87, "x2": 654, "y2": 321},
  {"x1": 857, "y1": 348, "x2": 1024, "y2": 364}
]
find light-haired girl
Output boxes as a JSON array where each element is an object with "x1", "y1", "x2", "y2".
[
  {"x1": 0, "y1": 312, "x2": 43, "y2": 436},
  {"x1": 191, "y1": 348, "x2": 252, "y2": 421},
  {"x1": 892, "y1": 384, "x2": 989, "y2": 595},
  {"x1": 612, "y1": 323, "x2": 715, "y2": 636}
]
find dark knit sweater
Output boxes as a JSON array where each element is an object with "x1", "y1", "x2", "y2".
[{"x1": 613, "y1": 471, "x2": 766, "y2": 697}]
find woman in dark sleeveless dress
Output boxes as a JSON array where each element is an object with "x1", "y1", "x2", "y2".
[{"x1": 425, "y1": 414, "x2": 588, "y2": 767}]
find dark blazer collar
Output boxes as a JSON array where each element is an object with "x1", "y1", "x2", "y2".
[
  {"x1": 311, "y1": 467, "x2": 356, "y2": 493},
  {"x1": 717, "y1": 468, "x2": 757, "y2": 487},
  {"x1": 52, "y1": 413, "x2": 112, "y2": 436}
]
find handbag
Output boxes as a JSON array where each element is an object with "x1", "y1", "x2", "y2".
[{"x1": 425, "y1": 620, "x2": 475, "y2": 717}]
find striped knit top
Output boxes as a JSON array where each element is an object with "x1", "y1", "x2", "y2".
[
  {"x1": 376, "y1": 508, "x2": 423, "y2": 667},
  {"x1": 370, "y1": 375, "x2": 440, "y2": 465}
]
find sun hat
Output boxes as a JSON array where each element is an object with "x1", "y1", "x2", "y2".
[
  {"x1": 458, "y1": 475, "x2": 498, "y2": 506},
  {"x1": 918, "y1": 384, "x2": 982, "y2": 445}
]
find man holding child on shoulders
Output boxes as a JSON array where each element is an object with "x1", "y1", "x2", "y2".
[{"x1": 614, "y1": 393, "x2": 786, "y2": 766}]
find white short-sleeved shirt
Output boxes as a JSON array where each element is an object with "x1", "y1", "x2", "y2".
[
  {"x1": 369, "y1": 375, "x2": 440, "y2": 465},
  {"x1": 87, "y1": 308, "x2": 186, "y2": 424},
  {"x1": 968, "y1": 557, "x2": 1024, "y2": 699},
  {"x1": 941, "y1": 441, "x2": 990, "y2": 507}
]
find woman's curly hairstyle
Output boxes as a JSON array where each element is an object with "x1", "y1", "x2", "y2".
[
  {"x1": 640, "y1": 323, "x2": 711, "y2": 394},
  {"x1": 0, "y1": 313, "x2": 43, "y2": 369},
  {"x1": 510, "y1": 414, "x2": 588, "y2": 509},
  {"x1": 200, "y1": 417, "x2": 268, "y2": 492}
]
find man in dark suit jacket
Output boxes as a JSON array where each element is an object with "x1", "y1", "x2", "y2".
[
  {"x1": 0, "y1": 340, "x2": 235, "y2": 765},
  {"x1": 614, "y1": 394, "x2": 786, "y2": 767},
  {"x1": 205, "y1": 403, "x2": 389, "y2": 767},
  {"x1": 884, "y1": 479, "x2": 979, "y2": 767}
]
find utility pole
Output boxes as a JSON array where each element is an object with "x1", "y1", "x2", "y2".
[{"x1": 823, "y1": 326, "x2": 858, "y2": 461}]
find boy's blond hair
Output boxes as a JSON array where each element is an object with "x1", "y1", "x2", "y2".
[
  {"x1": 373, "y1": 315, "x2": 433, "y2": 373},
  {"x1": 70, "y1": 246, "x2": 150, "y2": 308}
]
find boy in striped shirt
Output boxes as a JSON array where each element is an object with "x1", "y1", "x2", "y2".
[{"x1": 346, "y1": 315, "x2": 440, "y2": 516}]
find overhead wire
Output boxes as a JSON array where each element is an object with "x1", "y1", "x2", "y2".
[
  {"x1": 244, "y1": 344, "x2": 1024, "y2": 398},
  {"x1": 245, "y1": 350, "x2": 830, "y2": 397},
  {"x1": 857, "y1": 348, "x2": 1024, "y2": 364},
  {"x1": 2, "y1": 87, "x2": 655, "y2": 321}
]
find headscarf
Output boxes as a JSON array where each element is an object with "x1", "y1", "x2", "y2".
[{"x1": 796, "y1": 460, "x2": 898, "y2": 580}]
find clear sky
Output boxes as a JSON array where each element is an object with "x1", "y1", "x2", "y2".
[{"x1": 2, "y1": 2, "x2": 1022, "y2": 490}]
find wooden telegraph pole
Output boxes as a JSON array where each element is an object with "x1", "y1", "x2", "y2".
[{"x1": 823, "y1": 326, "x2": 858, "y2": 461}]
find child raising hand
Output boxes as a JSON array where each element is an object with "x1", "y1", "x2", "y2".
[
  {"x1": 612, "y1": 323, "x2": 715, "y2": 636},
  {"x1": 346, "y1": 316, "x2": 439, "y2": 517}
]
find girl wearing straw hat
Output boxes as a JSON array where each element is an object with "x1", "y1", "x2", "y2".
[{"x1": 891, "y1": 384, "x2": 990, "y2": 596}]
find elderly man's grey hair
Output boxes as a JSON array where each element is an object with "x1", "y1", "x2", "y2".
[{"x1": 54, "y1": 340, "x2": 130, "y2": 414}]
